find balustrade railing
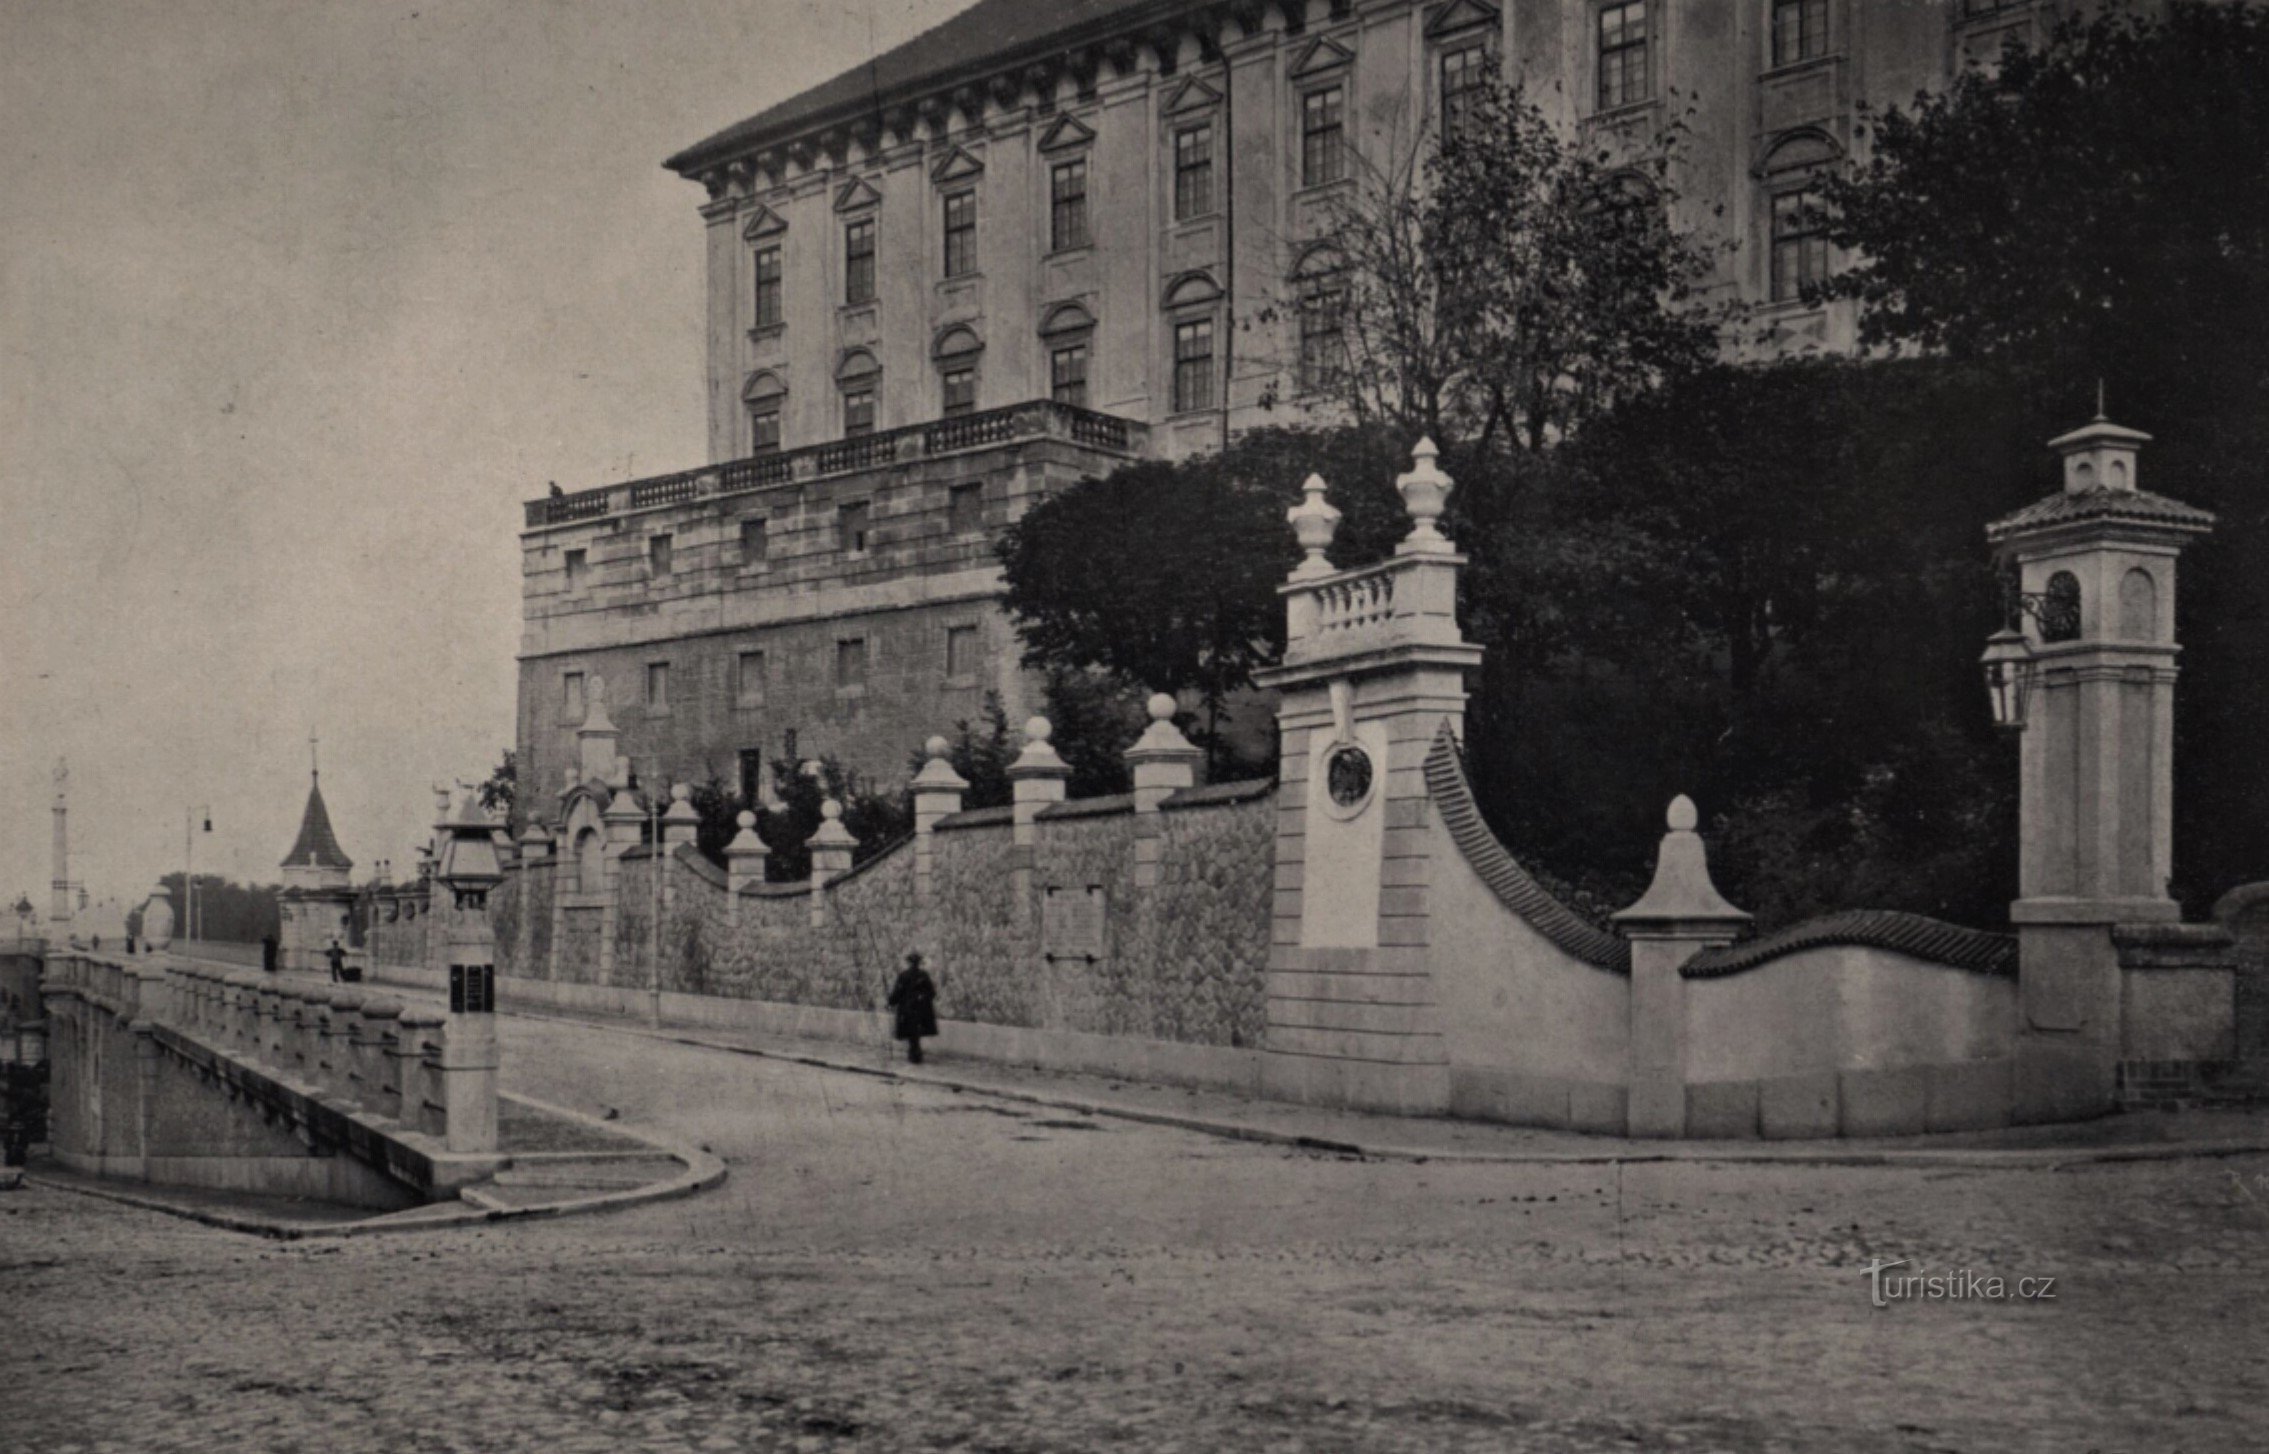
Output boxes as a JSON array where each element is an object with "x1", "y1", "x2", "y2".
[
  {"x1": 525, "y1": 399, "x2": 1145, "y2": 528},
  {"x1": 1315, "y1": 566, "x2": 1397, "y2": 634}
]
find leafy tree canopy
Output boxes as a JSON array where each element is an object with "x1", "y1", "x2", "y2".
[
  {"x1": 1311, "y1": 77, "x2": 1723, "y2": 451},
  {"x1": 1820, "y1": 2, "x2": 2269, "y2": 419}
]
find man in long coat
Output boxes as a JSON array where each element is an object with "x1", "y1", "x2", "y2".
[{"x1": 886, "y1": 953, "x2": 938, "y2": 1065}]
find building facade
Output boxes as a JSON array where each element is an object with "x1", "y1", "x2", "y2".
[{"x1": 520, "y1": 0, "x2": 2084, "y2": 804}]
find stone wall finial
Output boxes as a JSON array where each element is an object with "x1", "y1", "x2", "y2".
[
  {"x1": 1395, "y1": 437, "x2": 1454, "y2": 556},
  {"x1": 1612, "y1": 796, "x2": 1750, "y2": 932},
  {"x1": 1008, "y1": 715, "x2": 1071, "y2": 781},
  {"x1": 1126, "y1": 693, "x2": 1203, "y2": 812},
  {"x1": 1288, "y1": 473, "x2": 1341, "y2": 580},
  {"x1": 661, "y1": 782, "x2": 702, "y2": 847}
]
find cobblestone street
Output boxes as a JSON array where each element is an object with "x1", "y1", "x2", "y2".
[{"x1": 7, "y1": 1013, "x2": 2267, "y2": 1452}]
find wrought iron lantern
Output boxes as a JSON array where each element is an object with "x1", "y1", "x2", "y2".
[
  {"x1": 1980, "y1": 626, "x2": 2036, "y2": 732},
  {"x1": 433, "y1": 792, "x2": 504, "y2": 910}
]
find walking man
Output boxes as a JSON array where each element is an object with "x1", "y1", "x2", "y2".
[
  {"x1": 325, "y1": 938, "x2": 346, "y2": 984},
  {"x1": 886, "y1": 952, "x2": 938, "y2": 1065}
]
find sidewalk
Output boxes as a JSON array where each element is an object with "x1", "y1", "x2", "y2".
[{"x1": 317, "y1": 960, "x2": 2269, "y2": 1170}]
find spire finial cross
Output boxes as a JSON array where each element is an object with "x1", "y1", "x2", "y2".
[{"x1": 310, "y1": 731, "x2": 320, "y2": 777}]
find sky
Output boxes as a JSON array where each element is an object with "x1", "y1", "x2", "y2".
[{"x1": 0, "y1": 0, "x2": 975, "y2": 916}]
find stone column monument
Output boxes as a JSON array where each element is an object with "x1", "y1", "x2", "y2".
[{"x1": 1985, "y1": 413, "x2": 2216, "y2": 1121}]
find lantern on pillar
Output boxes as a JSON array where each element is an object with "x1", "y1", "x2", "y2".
[
  {"x1": 434, "y1": 791, "x2": 503, "y2": 1016},
  {"x1": 1979, "y1": 626, "x2": 2035, "y2": 732}
]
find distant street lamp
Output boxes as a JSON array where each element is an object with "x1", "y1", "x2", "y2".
[
  {"x1": 1980, "y1": 626, "x2": 2036, "y2": 732},
  {"x1": 184, "y1": 805, "x2": 211, "y2": 941}
]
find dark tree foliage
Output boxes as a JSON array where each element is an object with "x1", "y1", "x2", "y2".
[
  {"x1": 1819, "y1": 3, "x2": 2269, "y2": 419},
  {"x1": 138, "y1": 874, "x2": 282, "y2": 944},
  {"x1": 682, "y1": 733, "x2": 910, "y2": 881},
  {"x1": 1817, "y1": 0, "x2": 2269, "y2": 912},
  {"x1": 905, "y1": 693, "x2": 1017, "y2": 810},
  {"x1": 477, "y1": 749, "x2": 517, "y2": 825},
  {"x1": 997, "y1": 425, "x2": 1410, "y2": 773}
]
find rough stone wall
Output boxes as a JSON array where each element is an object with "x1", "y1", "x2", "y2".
[
  {"x1": 365, "y1": 903, "x2": 429, "y2": 975},
  {"x1": 534, "y1": 794, "x2": 1276, "y2": 1048}
]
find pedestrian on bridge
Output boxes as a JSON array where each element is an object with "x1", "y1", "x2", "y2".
[
  {"x1": 325, "y1": 939, "x2": 346, "y2": 983},
  {"x1": 886, "y1": 952, "x2": 938, "y2": 1065},
  {"x1": 261, "y1": 932, "x2": 278, "y2": 974}
]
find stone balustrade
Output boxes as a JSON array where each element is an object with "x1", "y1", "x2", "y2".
[
  {"x1": 523, "y1": 397, "x2": 1147, "y2": 529},
  {"x1": 134, "y1": 958, "x2": 469, "y2": 1134}
]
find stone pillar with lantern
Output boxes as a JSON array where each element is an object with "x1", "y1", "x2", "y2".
[
  {"x1": 433, "y1": 789, "x2": 503, "y2": 1155},
  {"x1": 1981, "y1": 413, "x2": 2216, "y2": 1122}
]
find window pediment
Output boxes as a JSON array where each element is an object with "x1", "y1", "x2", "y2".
[
  {"x1": 836, "y1": 348, "x2": 881, "y2": 382},
  {"x1": 930, "y1": 145, "x2": 985, "y2": 184},
  {"x1": 742, "y1": 370, "x2": 787, "y2": 402},
  {"x1": 1163, "y1": 270, "x2": 1223, "y2": 309},
  {"x1": 1163, "y1": 75, "x2": 1223, "y2": 116},
  {"x1": 1290, "y1": 36, "x2": 1355, "y2": 80},
  {"x1": 742, "y1": 204, "x2": 788, "y2": 241},
  {"x1": 1036, "y1": 113, "x2": 1096, "y2": 153},
  {"x1": 1039, "y1": 300, "x2": 1097, "y2": 336},
  {"x1": 1762, "y1": 129, "x2": 1841, "y2": 176},
  {"x1": 1425, "y1": 0, "x2": 1501, "y2": 39},
  {"x1": 833, "y1": 176, "x2": 883, "y2": 213},
  {"x1": 932, "y1": 324, "x2": 985, "y2": 359}
]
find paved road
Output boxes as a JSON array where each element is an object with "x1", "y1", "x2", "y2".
[{"x1": 8, "y1": 1010, "x2": 2267, "y2": 1451}]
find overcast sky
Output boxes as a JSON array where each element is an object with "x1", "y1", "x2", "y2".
[{"x1": 0, "y1": 0, "x2": 973, "y2": 918}]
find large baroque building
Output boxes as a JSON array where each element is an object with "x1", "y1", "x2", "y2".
[{"x1": 517, "y1": 0, "x2": 2082, "y2": 806}]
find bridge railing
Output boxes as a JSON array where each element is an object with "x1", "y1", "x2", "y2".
[{"x1": 43, "y1": 952, "x2": 465, "y2": 1142}]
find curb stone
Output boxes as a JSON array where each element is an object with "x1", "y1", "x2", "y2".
[
  {"x1": 25, "y1": 1092, "x2": 726, "y2": 1240},
  {"x1": 488, "y1": 1006, "x2": 2269, "y2": 1173}
]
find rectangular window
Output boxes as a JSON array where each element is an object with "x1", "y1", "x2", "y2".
[
  {"x1": 948, "y1": 481, "x2": 985, "y2": 535},
  {"x1": 1772, "y1": 0, "x2": 1829, "y2": 66},
  {"x1": 1770, "y1": 188, "x2": 1829, "y2": 302},
  {"x1": 945, "y1": 624, "x2": 980, "y2": 679},
  {"x1": 645, "y1": 660, "x2": 670, "y2": 710},
  {"x1": 1174, "y1": 123, "x2": 1214, "y2": 219},
  {"x1": 739, "y1": 516, "x2": 768, "y2": 565},
  {"x1": 844, "y1": 217, "x2": 876, "y2": 305},
  {"x1": 1172, "y1": 317, "x2": 1216, "y2": 413},
  {"x1": 562, "y1": 671, "x2": 585, "y2": 719},
  {"x1": 835, "y1": 637, "x2": 868, "y2": 691},
  {"x1": 843, "y1": 386, "x2": 876, "y2": 438},
  {"x1": 736, "y1": 649, "x2": 766, "y2": 707},
  {"x1": 838, "y1": 500, "x2": 871, "y2": 555},
  {"x1": 1050, "y1": 159, "x2": 1090, "y2": 251},
  {"x1": 1598, "y1": 2, "x2": 1650, "y2": 110},
  {"x1": 1440, "y1": 44, "x2": 1488, "y2": 138},
  {"x1": 563, "y1": 548, "x2": 587, "y2": 594},
  {"x1": 942, "y1": 189, "x2": 976, "y2": 278},
  {"x1": 737, "y1": 747, "x2": 764, "y2": 807},
  {"x1": 941, "y1": 365, "x2": 977, "y2": 417},
  {"x1": 1299, "y1": 279, "x2": 1346, "y2": 393},
  {"x1": 1050, "y1": 341, "x2": 1089, "y2": 408},
  {"x1": 648, "y1": 534, "x2": 673, "y2": 577},
  {"x1": 749, "y1": 399, "x2": 782, "y2": 454},
  {"x1": 1302, "y1": 86, "x2": 1346, "y2": 188},
  {"x1": 753, "y1": 245, "x2": 783, "y2": 327}
]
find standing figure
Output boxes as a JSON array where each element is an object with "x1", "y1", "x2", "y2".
[
  {"x1": 325, "y1": 938, "x2": 346, "y2": 983},
  {"x1": 261, "y1": 932, "x2": 278, "y2": 974},
  {"x1": 886, "y1": 952, "x2": 939, "y2": 1065}
]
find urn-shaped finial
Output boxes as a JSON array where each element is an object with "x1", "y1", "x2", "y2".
[
  {"x1": 1287, "y1": 473, "x2": 1341, "y2": 579},
  {"x1": 1395, "y1": 437, "x2": 1454, "y2": 554}
]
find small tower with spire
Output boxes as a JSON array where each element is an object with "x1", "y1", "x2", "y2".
[{"x1": 277, "y1": 733, "x2": 358, "y2": 973}]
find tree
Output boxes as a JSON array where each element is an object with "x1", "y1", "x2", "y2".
[
  {"x1": 997, "y1": 426, "x2": 1409, "y2": 771},
  {"x1": 1819, "y1": 3, "x2": 2269, "y2": 420},
  {"x1": 477, "y1": 749, "x2": 517, "y2": 823},
  {"x1": 1305, "y1": 77, "x2": 1723, "y2": 453},
  {"x1": 906, "y1": 692, "x2": 1017, "y2": 810}
]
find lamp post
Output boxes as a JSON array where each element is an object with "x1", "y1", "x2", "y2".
[
  {"x1": 646, "y1": 768, "x2": 663, "y2": 1029},
  {"x1": 183, "y1": 805, "x2": 210, "y2": 942},
  {"x1": 433, "y1": 788, "x2": 502, "y2": 1154}
]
